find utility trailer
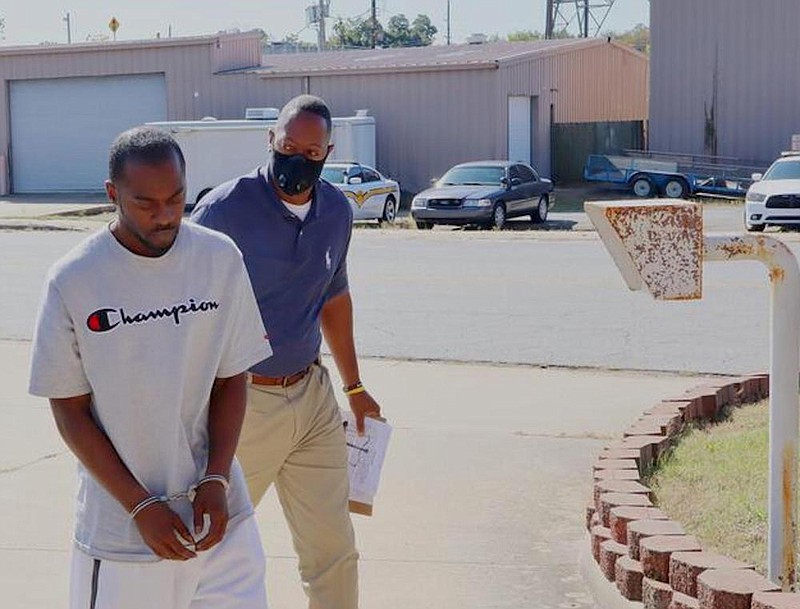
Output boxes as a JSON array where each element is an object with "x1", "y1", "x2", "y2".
[{"x1": 583, "y1": 150, "x2": 766, "y2": 199}]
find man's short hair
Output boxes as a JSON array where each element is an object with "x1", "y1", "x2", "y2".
[
  {"x1": 108, "y1": 126, "x2": 186, "y2": 183},
  {"x1": 277, "y1": 95, "x2": 332, "y2": 135}
]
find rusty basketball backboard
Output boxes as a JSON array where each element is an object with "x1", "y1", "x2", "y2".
[{"x1": 584, "y1": 200, "x2": 704, "y2": 301}]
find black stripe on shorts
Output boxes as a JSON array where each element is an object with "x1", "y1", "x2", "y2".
[{"x1": 89, "y1": 559, "x2": 101, "y2": 609}]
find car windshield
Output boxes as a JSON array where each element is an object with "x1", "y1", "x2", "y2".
[
  {"x1": 440, "y1": 166, "x2": 505, "y2": 186},
  {"x1": 321, "y1": 166, "x2": 348, "y2": 184},
  {"x1": 764, "y1": 160, "x2": 800, "y2": 181}
]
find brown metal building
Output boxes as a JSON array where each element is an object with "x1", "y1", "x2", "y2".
[
  {"x1": 233, "y1": 38, "x2": 649, "y2": 191},
  {"x1": 0, "y1": 31, "x2": 262, "y2": 194},
  {"x1": 650, "y1": 0, "x2": 799, "y2": 166},
  {"x1": 0, "y1": 32, "x2": 647, "y2": 194}
]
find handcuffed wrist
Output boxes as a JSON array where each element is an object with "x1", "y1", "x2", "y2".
[
  {"x1": 129, "y1": 495, "x2": 166, "y2": 519},
  {"x1": 196, "y1": 474, "x2": 230, "y2": 492}
]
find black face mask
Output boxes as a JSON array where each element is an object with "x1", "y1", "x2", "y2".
[{"x1": 270, "y1": 150, "x2": 326, "y2": 196}]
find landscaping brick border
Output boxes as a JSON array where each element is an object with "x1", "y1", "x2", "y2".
[{"x1": 586, "y1": 374, "x2": 800, "y2": 609}]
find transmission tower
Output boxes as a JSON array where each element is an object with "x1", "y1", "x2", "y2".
[{"x1": 546, "y1": 0, "x2": 616, "y2": 39}]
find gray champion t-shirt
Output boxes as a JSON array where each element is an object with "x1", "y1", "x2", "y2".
[{"x1": 28, "y1": 222, "x2": 271, "y2": 561}]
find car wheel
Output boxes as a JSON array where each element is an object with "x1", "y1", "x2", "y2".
[
  {"x1": 416, "y1": 220, "x2": 434, "y2": 230},
  {"x1": 663, "y1": 178, "x2": 688, "y2": 199},
  {"x1": 491, "y1": 203, "x2": 507, "y2": 230},
  {"x1": 631, "y1": 176, "x2": 655, "y2": 198},
  {"x1": 531, "y1": 195, "x2": 549, "y2": 224},
  {"x1": 382, "y1": 195, "x2": 397, "y2": 224}
]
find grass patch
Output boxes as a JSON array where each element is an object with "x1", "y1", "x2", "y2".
[{"x1": 646, "y1": 401, "x2": 771, "y2": 573}]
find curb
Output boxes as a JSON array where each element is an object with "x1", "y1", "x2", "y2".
[
  {"x1": 0, "y1": 220, "x2": 86, "y2": 232},
  {"x1": 45, "y1": 204, "x2": 114, "y2": 218},
  {"x1": 579, "y1": 534, "x2": 642, "y2": 609},
  {"x1": 580, "y1": 374, "x2": 800, "y2": 609}
]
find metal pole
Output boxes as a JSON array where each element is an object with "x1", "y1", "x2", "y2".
[
  {"x1": 446, "y1": 0, "x2": 451, "y2": 45},
  {"x1": 545, "y1": 0, "x2": 554, "y2": 39},
  {"x1": 583, "y1": 0, "x2": 589, "y2": 37},
  {"x1": 704, "y1": 234, "x2": 800, "y2": 590},
  {"x1": 317, "y1": 0, "x2": 326, "y2": 51},
  {"x1": 371, "y1": 0, "x2": 377, "y2": 48},
  {"x1": 64, "y1": 12, "x2": 72, "y2": 44}
]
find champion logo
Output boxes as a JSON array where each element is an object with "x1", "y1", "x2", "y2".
[{"x1": 86, "y1": 298, "x2": 220, "y2": 333}]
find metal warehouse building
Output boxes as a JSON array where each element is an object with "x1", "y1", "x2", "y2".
[
  {"x1": 0, "y1": 31, "x2": 263, "y2": 194},
  {"x1": 0, "y1": 32, "x2": 647, "y2": 194},
  {"x1": 234, "y1": 39, "x2": 648, "y2": 191},
  {"x1": 650, "y1": 0, "x2": 800, "y2": 165}
]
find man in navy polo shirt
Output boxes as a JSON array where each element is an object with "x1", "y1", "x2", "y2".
[{"x1": 191, "y1": 95, "x2": 380, "y2": 609}]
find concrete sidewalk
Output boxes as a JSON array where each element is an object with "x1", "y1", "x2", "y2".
[{"x1": 0, "y1": 340, "x2": 711, "y2": 608}]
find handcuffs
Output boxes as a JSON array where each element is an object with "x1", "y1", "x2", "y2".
[{"x1": 129, "y1": 474, "x2": 230, "y2": 519}]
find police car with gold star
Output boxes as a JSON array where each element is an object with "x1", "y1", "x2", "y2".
[{"x1": 322, "y1": 162, "x2": 400, "y2": 224}]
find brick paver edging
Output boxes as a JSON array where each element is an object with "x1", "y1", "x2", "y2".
[{"x1": 585, "y1": 374, "x2": 800, "y2": 608}]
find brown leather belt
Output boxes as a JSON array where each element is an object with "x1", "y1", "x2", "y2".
[{"x1": 251, "y1": 364, "x2": 313, "y2": 388}]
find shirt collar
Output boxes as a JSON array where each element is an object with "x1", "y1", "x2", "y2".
[{"x1": 259, "y1": 165, "x2": 320, "y2": 225}]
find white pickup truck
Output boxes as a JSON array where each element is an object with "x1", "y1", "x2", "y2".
[{"x1": 148, "y1": 109, "x2": 376, "y2": 207}]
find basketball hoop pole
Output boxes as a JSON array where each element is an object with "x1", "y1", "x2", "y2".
[{"x1": 586, "y1": 201, "x2": 800, "y2": 590}]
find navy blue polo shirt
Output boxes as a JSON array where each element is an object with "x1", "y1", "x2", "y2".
[{"x1": 191, "y1": 166, "x2": 353, "y2": 377}]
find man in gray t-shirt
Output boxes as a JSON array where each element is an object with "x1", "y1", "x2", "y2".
[{"x1": 29, "y1": 127, "x2": 271, "y2": 609}]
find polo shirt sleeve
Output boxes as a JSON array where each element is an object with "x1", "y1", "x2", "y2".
[
  {"x1": 325, "y1": 221, "x2": 352, "y2": 302},
  {"x1": 190, "y1": 199, "x2": 229, "y2": 234},
  {"x1": 28, "y1": 277, "x2": 92, "y2": 399},
  {"x1": 217, "y1": 256, "x2": 273, "y2": 378}
]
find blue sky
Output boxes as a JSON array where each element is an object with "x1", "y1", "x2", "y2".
[{"x1": 1, "y1": 1, "x2": 649, "y2": 46}]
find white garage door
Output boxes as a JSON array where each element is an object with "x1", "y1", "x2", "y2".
[
  {"x1": 508, "y1": 96, "x2": 532, "y2": 164},
  {"x1": 10, "y1": 74, "x2": 167, "y2": 193}
]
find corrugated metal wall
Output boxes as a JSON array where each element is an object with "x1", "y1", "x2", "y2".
[
  {"x1": 244, "y1": 43, "x2": 647, "y2": 192},
  {"x1": 211, "y1": 73, "x2": 304, "y2": 121},
  {"x1": 0, "y1": 37, "x2": 647, "y2": 194},
  {"x1": 310, "y1": 69, "x2": 501, "y2": 193},
  {"x1": 0, "y1": 35, "x2": 263, "y2": 186},
  {"x1": 499, "y1": 41, "x2": 648, "y2": 178},
  {"x1": 651, "y1": 0, "x2": 800, "y2": 164},
  {"x1": 224, "y1": 69, "x2": 500, "y2": 193},
  {"x1": 212, "y1": 34, "x2": 263, "y2": 72}
]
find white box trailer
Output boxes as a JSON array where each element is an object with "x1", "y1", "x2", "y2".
[{"x1": 148, "y1": 111, "x2": 376, "y2": 206}]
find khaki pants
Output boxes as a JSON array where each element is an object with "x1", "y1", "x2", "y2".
[{"x1": 237, "y1": 363, "x2": 358, "y2": 609}]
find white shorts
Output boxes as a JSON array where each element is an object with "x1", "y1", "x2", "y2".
[{"x1": 69, "y1": 515, "x2": 267, "y2": 609}]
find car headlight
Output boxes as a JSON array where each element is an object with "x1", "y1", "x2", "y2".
[
  {"x1": 411, "y1": 197, "x2": 427, "y2": 209},
  {"x1": 463, "y1": 198, "x2": 493, "y2": 208},
  {"x1": 746, "y1": 192, "x2": 767, "y2": 203}
]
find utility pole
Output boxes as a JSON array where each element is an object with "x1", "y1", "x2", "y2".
[
  {"x1": 446, "y1": 0, "x2": 451, "y2": 45},
  {"x1": 317, "y1": 0, "x2": 327, "y2": 51},
  {"x1": 63, "y1": 12, "x2": 72, "y2": 44},
  {"x1": 371, "y1": 0, "x2": 377, "y2": 48},
  {"x1": 545, "y1": 0, "x2": 554, "y2": 39},
  {"x1": 583, "y1": 0, "x2": 590, "y2": 37}
]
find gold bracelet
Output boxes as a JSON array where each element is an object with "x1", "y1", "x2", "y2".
[{"x1": 345, "y1": 385, "x2": 367, "y2": 397}]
